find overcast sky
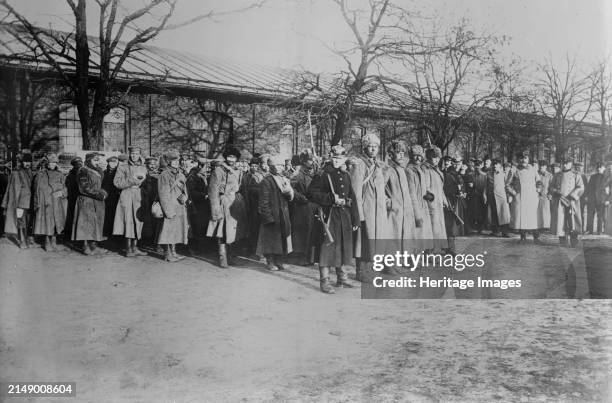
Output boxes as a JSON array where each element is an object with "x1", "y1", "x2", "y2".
[{"x1": 8, "y1": 0, "x2": 612, "y2": 74}]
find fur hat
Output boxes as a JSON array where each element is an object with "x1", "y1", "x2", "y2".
[
  {"x1": 46, "y1": 153, "x2": 59, "y2": 163},
  {"x1": 330, "y1": 144, "x2": 347, "y2": 158},
  {"x1": 299, "y1": 149, "x2": 315, "y2": 164},
  {"x1": 268, "y1": 155, "x2": 285, "y2": 166},
  {"x1": 362, "y1": 133, "x2": 380, "y2": 147},
  {"x1": 164, "y1": 149, "x2": 180, "y2": 161},
  {"x1": 117, "y1": 153, "x2": 128, "y2": 162},
  {"x1": 222, "y1": 146, "x2": 241, "y2": 160},
  {"x1": 409, "y1": 145, "x2": 424, "y2": 158},
  {"x1": 426, "y1": 146, "x2": 442, "y2": 159},
  {"x1": 387, "y1": 139, "x2": 407, "y2": 154}
]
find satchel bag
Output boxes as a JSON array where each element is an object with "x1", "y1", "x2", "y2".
[{"x1": 151, "y1": 201, "x2": 164, "y2": 218}]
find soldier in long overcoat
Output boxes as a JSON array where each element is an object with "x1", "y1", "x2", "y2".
[
  {"x1": 442, "y1": 156, "x2": 463, "y2": 252},
  {"x1": 467, "y1": 159, "x2": 489, "y2": 233},
  {"x1": 348, "y1": 133, "x2": 389, "y2": 281},
  {"x1": 72, "y1": 152, "x2": 108, "y2": 255},
  {"x1": 102, "y1": 156, "x2": 120, "y2": 239},
  {"x1": 385, "y1": 140, "x2": 421, "y2": 255},
  {"x1": 1, "y1": 152, "x2": 34, "y2": 248},
  {"x1": 505, "y1": 151, "x2": 540, "y2": 242},
  {"x1": 113, "y1": 147, "x2": 147, "y2": 256},
  {"x1": 256, "y1": 155, "x2": 294, "y2": 271},
  {"x1": 487, "y1": 159, "x2": 511, "y2": 236},
  {"x1": 406, "y1": 145, "x2": 433, "y2": 252},
  {"x1": 141, "y1": 156, "x2": 161, "y2": 250},
  {"x1": 186, "y1": 157, "x2": 209, "y2": 250},
  {"x1": 64, "y1": 157, "x2": 82, "y2": 243},
  {"x1": 549, "y1": 158, "x2": 584, "y2": 247},
  {"x1": 0, "y1": 162, "x2": 8, "y2": 238},
  {"x1": 584, "y1": 162, "x2": 607, "y2": 234},
  {"x1": 536, "y1": 160, "x2": 553, "y2": 230},
  {"x1": 207, "y1": 147, "x2": 247, "y2": 268},
  {"x1": 307, "y1": 145, "x2": 359, "y2": 293},
  {"x1": 420, "y1": 146, "x2": 448, "y2": 252},
  {"x1": 241, "y1": 156, "x2": 266, "y2": 256},
  {"x1": 289, "y1": 149, "x2": 318, "y2": 264},
  {"x1": 32, "y1": 153, "x2": 67, "y2": 251},
  {"x1": 157, "y1": 150, "x2": 189, "y2": 262}
]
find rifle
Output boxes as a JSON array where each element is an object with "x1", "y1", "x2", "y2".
[{"x1": 316, "y1": 207, "x2": 334, "y2": 246}]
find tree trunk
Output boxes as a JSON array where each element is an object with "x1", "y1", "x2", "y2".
[
  {"x1": 332, "y1": 109, "x2": 350, "y2": 146},
  {"x1": 74, "y1": 0, "x2": 91, "y2": 150},
  {"x1": 7, "y1": 72, "x2": 18, "y2": 164}
]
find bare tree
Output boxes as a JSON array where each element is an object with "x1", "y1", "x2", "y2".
[
  {"x1": 0, "y1": 0, "x2": 265, "y2": 150},
  {"x1": 590, "y1": 57, "x2": 612, "y2": 160},
  {"x1": 535, "y1": 54, "x2": 595, "y2": 160},
  {"x1": 380, "y1": 19, "x2": 505, "y2": 151}
]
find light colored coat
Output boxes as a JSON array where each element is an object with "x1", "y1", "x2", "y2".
[
  {"x1": 406, "y1": 164, "x2": 433, "y2": 251},
  {"x1": 72, "y1": 165, "x2": 107, "y2": 241},
  {"x1": 420, "y1": 161, "x2": 448, "y2": 250},
  {"x1": 549, "y1": 170, "x2": 584, "y2": 236},
  {"x1": 112, "y1": 160, "x2": 147, "y2": 239},
  {"x1": 489, "y1": 170, "x2": 511, "y2": 226},
  {"x1": 1, "y1": 168, "x2": 33, "y2": 234},
  {"x1": 386, "y1": 160, "x2": 420, "y2": 253},
  {"x1": 349, "y1": 155, "x2": 389, "y2": 260},
  {"x1": 206, "y1": 162, "x2": 246, "y2": 244},
  {"x1": 157, "y1": 167, "x2": 189, "y2": 245},
  {"x1": 537, "y1": 171, "x2": 553, "y2": 229},
  {"x1": 505, "y1": 164, "x2": 539, "y2": 230},
  {"x1": 33, "y1": 168, "x2": 67, "y2": 236}
]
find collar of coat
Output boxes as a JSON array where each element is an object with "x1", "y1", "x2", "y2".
[
  {"x1": 128, "y1": 157, "x2": 143, "y2": 166},
  {"x1": 218, "y1": 161, "x2": 238, "y2": 173}
]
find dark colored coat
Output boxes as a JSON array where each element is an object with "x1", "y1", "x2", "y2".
[
  {"x1": 420, "y1": 161, "x2": 448, "y2": 250},
  {"x1": 141, "y1": 169, "x2": 161, "y2": 240},
  {"x1": 157, "y1": 167, "x2": 189, "y2": 245},
  {"x1": 290, "y1": 166, "x2": 317, "y2": 255},
  {"x1": 256, "y1": 174, "x2": 293, "y2": 256},
  {"x1": 307, "y1": 165, "x2": 359, "y2": 267},
  {"x1": 101, "y1": 167, "x2": 120, "y2": 237},
  {"x1": 186, "y1": 167, "x2": 209, "y2": 239},
  {"x1": 1, "y1": 168, "x2": 33, "y2": 234},
  {"x1": 64, "y1": 167, "x2": 80, "y2": 240},
  {"x1": 468, "y1": 169, "x2": 488, "y2": 227},
  {"x1": 113, "y1": 160, "x2": 147, "y2": 239},
  {"x1": 241, "y1": 170, "x2": 265, "y2": 248},
  {"x1": 443, "y1": 168, "x2": 464, "y2": 237},
  {"x1": 33, "y1": 168, "x2": 67, "y2": 236},
  {"x1": 72, "y1": 165, "x2": 107, "y2": 241},
  {"x1": 585, "y1": 173, "x2": 607, "y2": 205}
]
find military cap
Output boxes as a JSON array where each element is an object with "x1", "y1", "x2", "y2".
[
  {"x1": 127, "y1": 145, "x2": 141, "y2": 153},
  {"x1": 85, "y1": 152, "x2": 104, "y2": 161},
  {"x1": 330, "y1": 144, "x2": 347, "y2": 157},
  {"x1": 222, "y1": 146, "x2": 241, "y2": 160},
  {"x1": 517, "y1": 150, "x2": 530, "y2": 159},
  {"x1": 107, "y1": 155, "x2": 118, "y2": 162},
  {"x1": 362, "y1": 133, "x2": 380, "y2": 147},
  {"x1": 387, "y1": 139, "x2": 407, "y2": 154},
  {"x1": 551, "y1": 162, "x2": 560, "y2": 168},
  {"x1": 249, "y1": 156, "x2": 262, "y2": 165},
  {"x1": 426, "y1": 146, "x2": 442, "y2": 159},
  {"x1": 20, "y1": 153, "x2": 33, "y2": 162},
  {"x1": 117, "y1": 153, "x2": 128, "y2": 162},
  {"x1": 268, "y1": 155, "x2": 285, "y2": 166},
  {"x1": 299, "y1": 149, "x2": 315, "y2": 164},
  {"x1": 574, "y1": 162, "x2": 583, "y2": 167},
  {"x1": 410, "y1": 145, "x2": 425, "y2": 158},
  {"x1": 145, "y1": 156, "x2": 158, "y2": 163},
  {"x1": 164, "y1": 149, "x2": 180, "y2": 161},
  {"x1": 595, "y1": 161, "x2": 604, "y2": 168}
]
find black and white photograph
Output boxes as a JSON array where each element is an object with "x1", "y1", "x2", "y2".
[{"x1": 0, "y1": 0, "x2": 612, "y2": 401}]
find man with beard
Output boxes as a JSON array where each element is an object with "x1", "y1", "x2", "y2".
[
  {"x1": 102, "y1": 156, "x2": 120, "y2": 240},
  {"x1": 307, "y1": 145, "x2": 359, "y2": 293},
  {"x1": 549, "y1": 158, "x2": 585, "y2": 247},
  {"x1": 32, "y1": 153, "x2": 67, "y2": 251},
  {"x1": 257, "y1": 155, "x2": 294, "y2": 271},
  {"x1": 385, "y1": 140, "x2": 421, "y2": 258},
  {"x1": 113, "y1": 146, "x2": 147, "y2": 257},
  {"x1": 584, "y1": 162, "x2": 608, "y2": 234},
  {"x1": 241, "y1": 155, "x2": 266, "y2": 257},
  {"x1": 186, "y1": 156, "x2": 210, "y2": 253},
  {"x1": 141, "y1": 156, "x2": 162, "y2": 252},
  {"x1": 506, "y1": 151, "x2": 541, "y2": 243},
  {"x1": 2, "y1": 152, "x2": 34, "y2": 248},
  {"x1": 536, "y1": 160, "x2": 553, "y2": 232},
  {"x1": 289, "y1": 149, "x2": 318, "y2": 265},
  {"x1": 349, "y1": 133, "x2": 389, "y2": 282},
  {"x1": 406, "y1": 144, "x2": 433, "y2": 253},
  {"x1": 442, "y1": 155, "x2": 463, "y2": 253},
  {"x1": 487, "y1": 159, "x2": 511, "y2": 237},
  {"x1": 72, "y1": 152, "x2": 108, "y2": 255},
  {"x1": 420, "y1": 146, "x2": 448, "y2": 252},
  {"x1": 207, "y1": 147, "x2": 247, "y2": 268}
]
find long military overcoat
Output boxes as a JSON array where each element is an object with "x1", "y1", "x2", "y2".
[
  {"x1": 1, "y1": 168, "x2": 33, "y2": 234},
  {"x1": 206, "y1": 162, "x2": 247, "y2": 244},
  {"x1": 505, "y1": 165, "x2": 539, "y2": 230},
  {"x1": 549, "y1": 170, "x2": 584, "y2": 236},
  {"x1": 290, "y1": 166, "x2": 318, "y2": 255},
  {"x1": 386, "y1": 160, "x2": 420, "y2": 252},
  {"x1": 113, "y1": 160, "x2": 147, "y2": 239},
  {"x1": 33, "y1": 168, "x2": 67, "y2": 236},
  {"x1": 406, "y1": 164, "x2": 433, "y2": 251},
  {"x1": 72, "y1": 165, "x2": 107, "y2": 241},
  {"x1": 256, "y1": 174, "x2": 293, "y2": 256},
  {"x1": 536, "y1": 171, "x2": 553, "y2": 229},
  {"x1": 420, "y1": 161, "x2": 448, "y2": 250},
  {"x1": 157, "y1": 167, "x2": 189, "y2": 245}
]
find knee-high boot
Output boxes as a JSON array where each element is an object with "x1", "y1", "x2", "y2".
[{"x1": 319, "y1": 266, "x2": 335, "y2": 294}]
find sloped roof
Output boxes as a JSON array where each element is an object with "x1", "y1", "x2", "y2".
[{"x1": 0, "y1": 23, "x2": 411, "y2": 114}]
